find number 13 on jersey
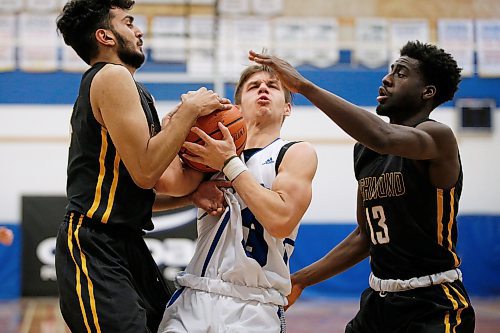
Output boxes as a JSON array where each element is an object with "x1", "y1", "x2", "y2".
[{"x1": 366, "y1": 205, "x2": 390, "y2": 245}]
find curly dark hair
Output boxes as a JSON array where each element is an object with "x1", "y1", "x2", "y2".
[
  {"x1": 56, "y1": 0, "x2": 135, "y2": 65},
  {"x1": 400, "y1": 41, "x2": 462, "y2": 108},
  {"x1": 234, "y1": 65, "x2": 292, "y2": 105}
]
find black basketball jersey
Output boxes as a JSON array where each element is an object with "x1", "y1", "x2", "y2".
[
  {"x1": 66, "y1": 62, "x2": 161, "y2": 232},
  {"x1": 354, "y1": 123, "x2": 463, "y2": 280}
]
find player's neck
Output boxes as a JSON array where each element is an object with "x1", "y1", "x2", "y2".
[
  {"x1": 90, "y1": 54, "x2": 137, "y2": 75},
  {"x1": 244, "y1": 124, "x2": 281, "y2": 149}
]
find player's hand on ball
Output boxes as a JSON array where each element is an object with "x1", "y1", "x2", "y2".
[
  {"x1": 182, "y1": 122, "x2": 237, "y2": 171},
  {"x1": 181, "y1": 87, "x2": 232, "y2": 117}
]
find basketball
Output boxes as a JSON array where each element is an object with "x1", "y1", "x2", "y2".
[{"x1": 180, "y1": 105, "x2": 247, "y2": 173}]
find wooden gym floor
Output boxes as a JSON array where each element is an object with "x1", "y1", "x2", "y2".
[{"x1": 0, "y1": 297, "x2": 498, "y2": 332}]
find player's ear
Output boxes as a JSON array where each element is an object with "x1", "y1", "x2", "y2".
[
  {"x1": 95, "y1": 29, "x2": 115, "y2": 46},
  {"x1": 283, "y1": 102, "x2": 292, "y2": 117},
  {"x1": 422, "y1": 85, "x2": 436, "y2": 101}
]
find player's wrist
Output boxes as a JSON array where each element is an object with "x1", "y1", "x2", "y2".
[{"x1": 222, "y1": 156, "x2": 247, "y2": 181}]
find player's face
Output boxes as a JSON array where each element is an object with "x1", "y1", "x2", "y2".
[
  {"x1": 239, "y1": 71, "x2": 291, "y2": 125},
  {"x1": 109, "y1": 8, "x2": 145, "y2": 69},
  {"x1": 376, "y1": 56, "x2": 427, "y2": 123}
]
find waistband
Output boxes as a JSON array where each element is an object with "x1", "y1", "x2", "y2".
[
  {"x1": 369, "y1": 268, "x2": 462, "y2": 293},
  {"x1": 64, "y1": 211, "x2": 144, "y2": 237},
  {"x1": 175, "y1": 272, "x2": 287, "y2": 306}
]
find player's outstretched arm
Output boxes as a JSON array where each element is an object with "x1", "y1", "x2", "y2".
[
  {"x1": 153, "y1": 180, "x2": 231, "y2": 214},
  {"x1": 286, "y1": 188, "x2": 370, "y2": 309},
  {"x1": 249, "y1": 50, "x2": 452, "y2": 162}
]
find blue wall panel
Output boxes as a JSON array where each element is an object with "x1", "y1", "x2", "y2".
[
  {"x1": 290, "y1": 215, "x2": 500, "y2": 300},
  {"x1": 0, "y1": 224, "x2": 21, "y2": 300},
  {"x1": 2, "y1": 69, "x2": 500, "y2": 106},
  {"x1": 0, "y1": 216, "x2": 498, "y2": 300}
]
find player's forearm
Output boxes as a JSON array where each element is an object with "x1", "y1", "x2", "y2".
[
  {"x1": 293, "y1": 228, "x2": 370, "y2": 288},
  {"x1": 299, "y1": 81, "x2": 391, "y2": 151},
  {"x1": 134, "y1": 106, "x2": 200, "y2": 188},
  {"x1": 153, "y1": 194, "x2": 193, "y2": 212},
  {"x1": 232, "y1": 172, "x2": 297, "y2": 238}
]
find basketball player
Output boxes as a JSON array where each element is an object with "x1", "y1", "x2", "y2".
[
  {"x1": 0, "y1": 227, "x2": 13, "y2": 246},
  {"x1": 54, "y1": 1, "x2": 231, "y2": 332},
  {"x1": 249, "y1": 41, "x2": 475, "y2": 332},
  {"x1": 157, "y1": 64, "x2": 318, "y2": 333}
]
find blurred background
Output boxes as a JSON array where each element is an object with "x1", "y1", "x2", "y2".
[{"x1": 0, "y1": 0, "x2": 499, "y2": 332}]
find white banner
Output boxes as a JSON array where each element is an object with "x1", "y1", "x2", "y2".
[
  {"x1": 475, "y1": 20, "x2": 500, "y2": 77},
  {"x1": 25, "y1": 0, "x2": 59, "y2": 11},
  {"x1": 390, "y1": 19, "x2": 429, "y2": 63},
  {"x1": 437, "y1": 19, "x2": 474, "y2": 77},
  {"x1": 0, "y1": 0, "x2": 23, "y2": 12},
  {"x1": 304, "y1": 18, "x2": 339, "y2": 68},
  {"x1": 251, "y1": 0, "x2": 283, "y2": 16},
  {"x1": 0, "y1": 14, "x2": 16, "y2": 71},
  {"x1": 18, "y1": 13, "x2": 58, "y2": 72},
  {"x1": 60, "y1": 43, "x2": 89, "y2": 73},
  {"x1": 187, "y1": 16, "x2": 215, "y2": 75},
  {"x1": 218, "y1": 0, "x2": 249, "y2": 15},
  {"x1": 272, "y1": 17, "x2": 309, "y2": 66},
  {"x1": 217, "y1": 16, "x2": 271, "y2": 77},
  {"x1": 355, "y1": 18, "x2": 389, "y2": 69},
  {"x1": 150, "y1": 16, "x2": 187, "y2": 62}
]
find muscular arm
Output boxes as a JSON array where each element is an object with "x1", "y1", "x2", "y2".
[
  {"x1": 232, "y1": 142, "x2": 317, "y2": 238},
  {"x1": 297, "y1": 82, "x2": 456, "y2": 161},
  {"x1": 154, "y1": 156, "x2": 204, "y2": 197},
  {"x1": 290, "y1": 188, "x2": 370, "y2": 291},
  {"x1": 90, "y1": 64, "x2": 230, "y2": 189},
  {"x1": 249, "y1": 51, "x2": 458, "y2": 163}
]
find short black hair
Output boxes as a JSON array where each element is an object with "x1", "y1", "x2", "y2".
[
  {"x1": 56, "y1": 0, "x2": 135, "y2": 64},
  {"x1": 400, "y1": 41, "x2": 462, "y2": 108}
]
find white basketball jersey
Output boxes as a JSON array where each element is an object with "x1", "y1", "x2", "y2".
[{"x1": 182, "y1": 138, "x2": 298, "y2": 303}]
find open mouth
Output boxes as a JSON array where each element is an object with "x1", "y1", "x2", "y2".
[{"x1": 377, "y1": 86, "x2": 389, "y2": 103}]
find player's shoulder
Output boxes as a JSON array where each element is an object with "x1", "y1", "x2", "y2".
[
  {"x1": 94, "y1": 63, "x2": 133, "y2": 84},
  {"x1": 416, "y1": 119, "x2": 457, "y2": 144},
  {"x1": 280, "y1": 141, "x2": 317, "y2": 168}
]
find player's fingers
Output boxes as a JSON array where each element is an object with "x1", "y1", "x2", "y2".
[
  {"x1": 190, "y1": 127, "x2": 213, "y2": 143},
  {"x1": 181, "y1": 153, "x2": 204, "y2": 164},
  {"x1": 218, "y1": 97, "x2": 232, "y2": 105},
  {"x1": 182, "y1": 141, "x2": 206, "y2": 155},
  {"x1": 218, "y1": 122, "x2": 233, "y2": 141}
]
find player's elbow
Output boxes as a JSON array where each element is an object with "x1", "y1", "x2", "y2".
[
  {"x1": 266, "y1": 216, "x2": 297, "y2": 238},
  {"x1": 131, "y1": 173, "x2": 157, "y2": 189}
]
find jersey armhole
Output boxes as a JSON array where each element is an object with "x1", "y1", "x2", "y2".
[{"x1": 275, "y1": 141, "x2": 300, "y2": 174}]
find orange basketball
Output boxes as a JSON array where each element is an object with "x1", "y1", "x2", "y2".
[{"x1": 180, "y1": 106, "x2": 247, "y2": 173}]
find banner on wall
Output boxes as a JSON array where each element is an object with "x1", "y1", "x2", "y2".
[
  {"x1": 0, "y1": 14, "x2": 17, "y2": 72},
  {"x1": 475, "y1": 19, "x2": 500, "y2": 77},
  {"x1": 354, "y1": 18, "x2": 389, "y2": 69},
  {"x1": 390, "y1": 19, "x2": 429, "y2": 63},
  {"x1": 21, "y1": 196, "x2": 198, "y2": 296},
  {"x1": 437, "y1": 19, "x2": 474, "y2": 77}
]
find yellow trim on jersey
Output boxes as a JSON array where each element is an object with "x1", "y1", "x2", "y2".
[
  {"x1": 437, "y1": 189, "x2": 444, "y2": 245},
  {"x1": 87, "y1": 127, "x2": 108, "y2": 219},
  {"x1": 102, "y1": 151, "x2": 120, "y2": 223},
  {"x1": 448, "y1": 188, "x2": 460, "y2": 266},
  {"x1": 449, "y1": 283, "x2": 469, "y2": 332},
  {"x1": 442, "y1": 283, "x2": 468, "y2": 333},
  {"x1": 74, "y1": 214, "x2": 102, "y2": 332},
  {"x1": 68, "y1": 213, "x2": 92, "y2": 333}
]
